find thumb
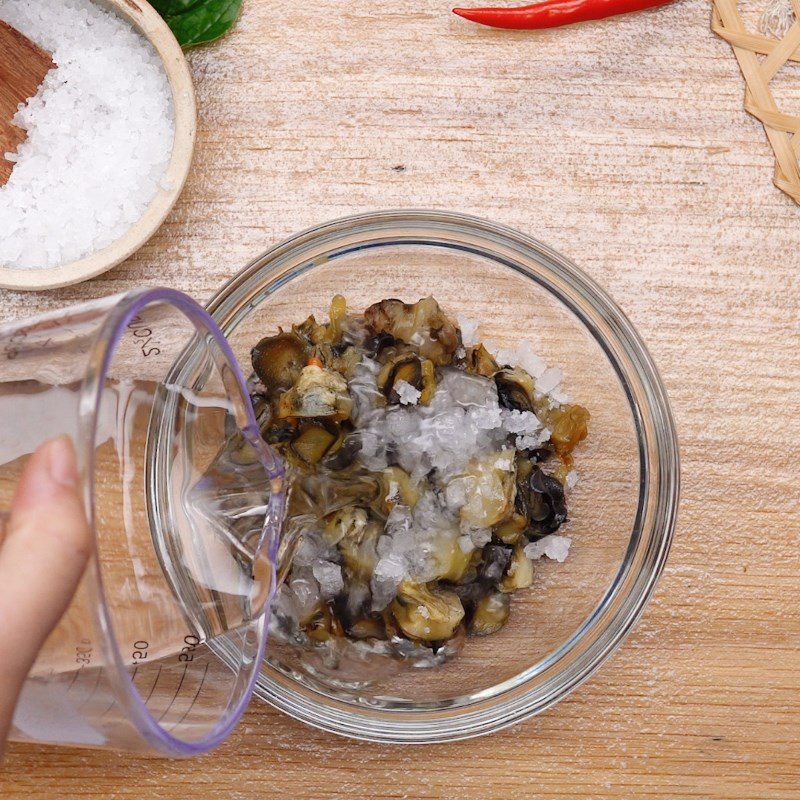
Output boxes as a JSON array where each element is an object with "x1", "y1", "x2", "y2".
[{"x1": 0, "y1": 436, "x2": 92, "y2": 749}]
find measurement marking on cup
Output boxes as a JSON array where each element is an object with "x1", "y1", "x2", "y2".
[
  {"x1": 75, "y1": 666, "x2": 104, "y2": 712},
  {"x1": 99, "y1": 667, "x2": 138, "y2": 719},
  {"x1": 126, "y1": 315, "x2": 162, "y2": 358},
  {"x1": 156, "y1": 664, "x2": 189, "y2": 723},
  {"x1": 66, "y1": 637, "x2": 93, "y2": 693},
  {"x1": 166, "y1": 662, "x2": 210, "y2": 733},
  {"x1": 66, "y1": 664, "x2": 84, "y2": 692},
  {"x1": 99, "y1": 698, "x2": 118, "y2": 719},
  {"x1": 132, "y1": 640, "x2": 150, "y2": 662},
  {"x1": 142, "y1": 665, "x2": 163, "y2": 706},
  {"x1": 75, "y1": 639, "x2": 93, "y2": 666}
]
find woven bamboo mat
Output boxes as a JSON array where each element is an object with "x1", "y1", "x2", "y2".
[{"x1": 713, "y1": 0, "x2": 800, "y2": 203}]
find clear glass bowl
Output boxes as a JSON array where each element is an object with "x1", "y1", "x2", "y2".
[{"x1": 205, "y1": 210, "x2": 679, "y2": 743}]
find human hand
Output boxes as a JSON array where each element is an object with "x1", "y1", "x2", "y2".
[{"x1": 0, "y1": 437, "x2": 92, "y2": 757}]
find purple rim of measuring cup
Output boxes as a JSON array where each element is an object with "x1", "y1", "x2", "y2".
[{"x1": 81, "y1": 287, "x2": 285, "y2": 757}]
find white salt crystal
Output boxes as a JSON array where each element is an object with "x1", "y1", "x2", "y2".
[
  {"x1": 501, "y1": 408, "x2": 551, "y2": 450},
  {"x1": 444, "y1": 478, "x2": 467, "y2": 509},
  {"x1": 457, "y1": 314, "x2": 481, "y2": 347},
  {"x1": 0, "y1": 0, "x2": 175, "y2": 269},
  {"x1": 394, "y1": 379, "x2": 421, "y2": 406},
  {"x1": 524, "y1": 535, "x2": 572, "y2": 563},
  {"x1": 566, "y1": 470, "x2": 579, "y2": 490},
  {"x1": 272, "y1": 584, "x2": 299, "y2": 622},
  {"x1": 500, "y1": 409, "x2": 538, "y2": 435},
  {"x1": 289, "y1": 575, "x2": 320, "y2": 619},
  {"x1": 467, "y1": 526, "x2": 492, "y2": 548},
  {"x1": 537, "y1": 367, "x2": 563, "y2": 395},
  {"x1": 488, "y1": 344, "x2": 517, "y2": 369},
  {"x1": 312, "y1": 561, "x2": 344, "y2": 599},
  {"x1": 291, "y1": 526, "x2": 339, "y2": 568},
  {"x1": 291, "y1": 537, "x2": 318, "y2": 567},
  {"x1": 550, "y1": 386, "x2": 572, "y2": 405},
  {"x1": 350, "y1": 359, "x2": 559, "y2": 487},
  {"x1": 370, "y1": 552, "x2": 407, "y2": 610},
  {"x1": 484, "y1": 340, "x2": 573, "y2": 403},
  {"x1": 494, "y1": 451, "x2": 515, "y2": 471},
  {"x1": 458, "y1": 535, "x2": 474, "y2": 553},
  {"x1": 438, "y1": 368, "x2": 497, "y2": 408},
  {"x1": 292, "y1": 531, "x2": 324, "y2": 567},
  {"x1": 515, "y1": 341, "x2": 547, "y2": 379},
  {"x1": 351, "y1": 362, "x2": 514, "y2": 484}
]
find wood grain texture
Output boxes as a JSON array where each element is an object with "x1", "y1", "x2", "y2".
[
  {"x1": 2, "y1": 0, "x2": 800, "y2": 796},
  {"x1": 0, "y1": 20, "x2": 52, "y2": 185}
]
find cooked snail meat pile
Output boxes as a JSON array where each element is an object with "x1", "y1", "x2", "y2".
[{"x1": 249, "y1": 296, "x2": 589, "y2": 669}]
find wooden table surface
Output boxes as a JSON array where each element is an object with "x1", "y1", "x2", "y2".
[{"x1": 3, "y1": 0, "x2": 800, "y2": 796}]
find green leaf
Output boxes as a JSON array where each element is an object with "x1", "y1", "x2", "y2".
[{"x1": 150, "y1": 0, "x2": 243, "y2": 48}]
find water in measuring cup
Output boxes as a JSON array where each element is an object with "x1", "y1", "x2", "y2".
[{"x1": 0, "y1": 377, "x2": 274, "y2": 744}]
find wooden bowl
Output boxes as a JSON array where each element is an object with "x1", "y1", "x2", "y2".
[{"x1": 0, "y1": 0, "x2": 196, "y2": 291}]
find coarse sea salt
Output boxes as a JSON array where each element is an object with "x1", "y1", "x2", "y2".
[
  {"x1": 394, "y1": 378, "x2": 421, "y2": 406},
  {"x1": 0, "y1": 0, "x2": 175, "y2": 269},
  {"x1": 457, "y1": 314, "x2": 481, "y2": 347},
  {"x1": 312, "y1": 560, "x2": 345, "y2": 599},
  {"x1": 351, "y1": 362, "x2": 549, "y2": 485},
  {"x1": 276, "y1": 318, "x2": 581, "y2": 621},
  {"x1": 487, "y1": 338, "x2": 572, "y2": 405},
  {"x1": 524, "y1": 534, "x2": 572, "y2": 563},
  {"x1": 566, "y1": 470, "x2": 579, "y2": 490}
]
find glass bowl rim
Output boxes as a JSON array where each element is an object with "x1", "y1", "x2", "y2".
[{"x1": 205, "y1": 209, "x2": 680, "y2": 743}]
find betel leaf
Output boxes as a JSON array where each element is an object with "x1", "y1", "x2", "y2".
[{"x1": 149, "y1": 0, "x2": 243, "y2": 48}]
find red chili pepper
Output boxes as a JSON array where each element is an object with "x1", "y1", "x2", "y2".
[{"x1": 453, "y1": 0, "x2": 671, "y2": 29}]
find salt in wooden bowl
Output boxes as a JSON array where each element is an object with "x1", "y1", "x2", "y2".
[{"x1": 0, "y1": 0, "x2": 196, "y2": 292}]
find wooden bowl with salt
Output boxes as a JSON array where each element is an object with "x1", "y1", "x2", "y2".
[{"x1": 0, "y1": 0, "x2": 196, "y2": 291}]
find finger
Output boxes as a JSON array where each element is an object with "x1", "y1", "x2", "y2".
[{"x1": 0, "y1": 437, "x2": 92, "y2": 749}]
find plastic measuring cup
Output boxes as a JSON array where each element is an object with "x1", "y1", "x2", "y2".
[{"x1": 0, "y1": 288, "x2": 285, "y2": 755}]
